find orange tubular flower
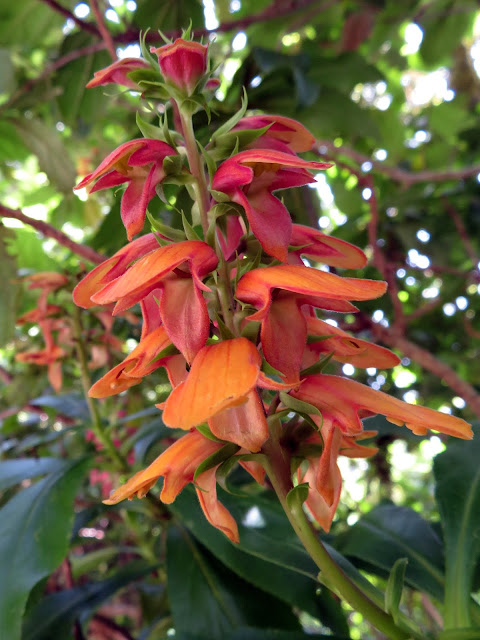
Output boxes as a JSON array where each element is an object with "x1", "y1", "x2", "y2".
[
  {"x1": 212, "y1": 150, "x2": 332, "y2": 262},
  {"x1": 104, "y1": 428, "x2": 240, "y2": 543},
  {"x1": 86, "y1": 58, "x2": 151, "y2": 90},
  {"x1": 236, "y1": 265, "x2": 387, "y2": 384},
  {"x1": 161, "y1": 338, "x2": 287, "y2": 451},
  {"x1": 290, "y1": 374, "x2": 473, "y2": 439},
  {"x1": 232, "y1": 114, "x2": 316, "y2": 154},
  {"x1": 289, "y1": 224, "x2": 367, "y2": 269},
  {"x1": 16, "y1": 319, "x2": 66, "y2": 391},
  {"x1": 151, "y1": 39, "x2": 208, "y2": 96},
  {"x1": 299, "y1": 423, "x2": 379, "y2": 532},
  {"x1": 89, "y1": 326, "x2": 186, "y2": 398},
  {"x1": 24, "y1": 272, "x2": 68, "y2": 312},
  {"x1": 88, "y1": 241, "x2": 218, "y2": 363},
  {"x1": 73, "y1": 233, "x2": 160, "y2": 309},
  {"x1": 303, "y1": 316, "x2": 400, "y2": 370},
  {"x1": 75, "y1": 139, "x2": 178, "y2": 240}
]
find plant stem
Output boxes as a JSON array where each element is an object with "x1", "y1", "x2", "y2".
[
  {"x1": 178, "y1": 107, "x2": 210, "y2": 237},
  {"x1": 262, "y1": 433, "x2": 411, "y2": 640},
  {"x1": 72, "y1": 306, "x2": 128, "y2": 472}
]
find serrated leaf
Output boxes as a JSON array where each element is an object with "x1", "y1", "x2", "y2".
[{"x1": 0, "y1": 458, "x2": 89, "y2": 640}]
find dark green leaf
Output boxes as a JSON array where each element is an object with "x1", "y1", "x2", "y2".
[
  {"x1": 167, "y1": 526, "x2": 301, "y2": 638},
  {"x1": 434, "y1": 424, "x2": 480, "y2": 627},
  {"x1": 171, "y1": 488, "x2": 349, "y2": 635},
  {"x1": 0, "y1": 458, "x2": 65, "y2": 491},
  {"x1": 0, "y1": 458, "x2": 89, "y2": 640},
  {"x1": 0, "y1": 225, "x2": 20, "y2": 346},
  {"x1": 335, "y1": 504, "x2": 445, "y2": 600},
  {"x1": 22, "y1": 560, "x2": 157, "y2": 640}
]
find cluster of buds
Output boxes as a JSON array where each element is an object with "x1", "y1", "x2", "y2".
[{"x1": 74, "y1": 33, "x2": 472, "y2": 542}]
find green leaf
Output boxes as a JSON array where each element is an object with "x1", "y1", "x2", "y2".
[
  {"x1": 434, "y1": 424, "x2": 480, "y2": 628},
  {"x1": 55, "y1": 32, "x2": 111, "y2": 126},
  {"x1": 0, "y1": 458, "x2": 89, "y2": 640},
  {"x1": 4, "y1": 228, "x2": 59, "y2": 273},
  {"x1": 286, "y1": 483, "x2": 310, "y2": 510},
  {"x1": 385, "y1": 558, "x2": 408, "y2": 622},
  {"x1": 167, "y1": 526, "x2": 302, "y2": 638},
  {"x1": 211, "y1": 87, "x2": 248, "y2": 141},
  {"x1": 171, "y1": 489, "x2": 349, "y2": 636},
  {"x1": 194, "y1": 442, "x2": 240, "y2": 480},
  {"x1": 279, "y1": 392, "x2": 322, "y2": 417},
  {"x1": 335, "y1": 504, "x2": 445, "y2": 601},
  {"x1": 22, "y1": 560, "x2": 157, "y2": 640},
  {"x1": 29, "y1": 393, "x2": 90, "y2": 421},
  {"x1": 0, "y1": 225, "x2": 19, "y2": 346},
  {"x1": 0, "y1": 458, "x2": 65, "y2": 491},
  {"x1": 12, "y1": 118, "x2": 76, "y2": 194}
]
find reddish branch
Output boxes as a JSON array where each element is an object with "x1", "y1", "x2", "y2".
[
  {"x1": 316, "y1": 139, "x2": 480, "y2": 186},
  {"x1": 0, "y1": 204, "x2": 104, "y2": 265},
  {"x1": 90, "y1": 0, "x2": 117, "y2": 61},
  {"x1": 443, "y1": 197, "x2": 479, "y2": 269},
  {"x1": 38, "y1": 0, "x2": 100, "y2": 37}
]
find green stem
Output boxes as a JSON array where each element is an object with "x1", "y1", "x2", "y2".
[
  {"x1": 178, "y1": 107, "x2": 210, "y2": 237},
  {"x1": 72, "y1": 306, "x2": 128, "y2": 472},
  {"x1": 262, "y1": 433, "x2": 410, "y2": 640}
]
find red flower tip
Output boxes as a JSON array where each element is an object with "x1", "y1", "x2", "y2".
[{"x1": 151, "y1": 38, "x2": 208, "y2": 95}]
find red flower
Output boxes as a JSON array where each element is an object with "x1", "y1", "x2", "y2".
[
  {"x1": 151, "y1": 39, "x2": 208, "y2": 96},
  {"x1": 232, "y1": 114, "x2": 316, "y2": 154},
  {"x1": 103, "y1": 428, "x2": 240, "y2": 543},
  {"x1": 89, "y1": 326, "x2": 186, "y2": 398},
  {"x1": 290, "y1": 374, "x2": 473, "y2": 439},
  {"x1": 86, "y1": 58, "x2": 150, "y2": 91},
  {"x1": 212, "y1": 150, "x2": 331, "y2": 262},
  {"x1": 236, "y1": 265, "x2": 387, "y2": 384},
  {"x1": 289, "y1": 224, "x2": 367, "y2": 269},
  {"x1": 86, "y1": 241, "x2": 218, "y2": 363},
  {"x1": 75, "y1": 139, "x2": 177, "y2": 240},
  {"x1": 161, "y1": 337, "x2": 289, "y2": 451}
]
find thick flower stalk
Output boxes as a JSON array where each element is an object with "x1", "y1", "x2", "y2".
[{"x1": 73, "y1": 32, "x2": 473, "y2": 639}]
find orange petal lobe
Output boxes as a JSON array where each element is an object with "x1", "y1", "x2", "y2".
[
  {"x1": 162, "y1": 338, "x2": 261, "y2": 430},
  {"x1": 195, "y1": 467, "x2": 239, "y2": 543}
]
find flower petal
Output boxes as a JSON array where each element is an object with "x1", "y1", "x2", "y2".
[
  {"x1": 236, "y1": 265, "x2": 387, "y2": 321},
  {"x1": 195, "y1": 467, "x2": 239, "y2": 543},
  {"x1": 291, "y1": 374, "x2": 473, "y2": 439},
  {"x1": 305, "y1": 317, "x2": 400, "y2": 369},
  {"x1": 73, "y1": 234, "x2": 159, "y2": 308},
  {"x1": 162, "y1": 338, "x2": 262, "y2": 430},
  {"x1": 208, "y1": 390, "x2": 269, "y2": 451},
  {"x1": 103, "y1": 429, "x2": 222, "y2": 504},
  {"x1": 290, "y1": 225, "x2": 367, "y2": 269}
]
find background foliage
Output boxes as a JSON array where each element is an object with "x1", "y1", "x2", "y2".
[{"x1": 1, "y1": 0, "x2": 480, "y2": 638}]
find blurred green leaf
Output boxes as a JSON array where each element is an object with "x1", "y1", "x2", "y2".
[
  {"x1": 22, "y1": 560, "x2": 157, "y2": 640},
  {"x1": 0, "y1": 458, "x2": 64, "y2": 491},
  {"x1": 0, "y1": 458, "x2": 89, "y2": 640},
  {"x1": 434, "y1": 423, "x2": 480, "y2": 628},
  {"x1": 0, "y1": 225, "x2": 20, "y2": 346}
]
